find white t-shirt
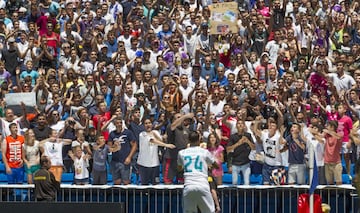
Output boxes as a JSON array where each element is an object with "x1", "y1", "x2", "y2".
[
  {"x1": 17, "y1": 41, "x2": 32, "y2": 64},
  {"x1": 74, "y1": 153, "x2": 89, "y2": 180},
  {"x1": 81, "y1": 61, "x2": 98, "y2": 74},
  {"x1": 50, "y1": 121, "x2": 65, "y2": 133},
  {"x1": 117, "y1": 35, "x2": 132, "y2": 49},
  {"x1": 60, "y1": 31, "x2": 83, "y2": 44},
  {"x1": 225, "y1": 66, "x2": 241, "y2": 79},
  {"x1": 1, "y1": 117, "x2": 23, "y2": 136},
  {"x1": 179, "y1": 66, "x2": 193, "y2": 80},
  {"x1": 261, "y1": 130, "x2": 283, "y2": 166},
  {"x1": 209, "y1": 101, "x2": 225, "y2": 117},
  {"x1": 124, "y1": 93, "x2": 137, "y2": 108},
  {"x1": 265, "y1": 40, "x2": 288, "y2": 66},
  {"x1": 178, "y1": 84, "x2": 193, "y2": 102},
  {"x1": 183, "y1": 34, "x2": 197, "y2": 58},
  {"x1": 43, "y1": 141, "x2": 64, "y2": 166},
  {"x1": 328, "y1": 73, "x2": 356, "y2": 92},
  {"x1": 137, "y1": 130, "x2": 161, "y2": 167}
]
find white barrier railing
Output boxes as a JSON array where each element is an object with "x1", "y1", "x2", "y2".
[{"x1": 0, "y1": 184, "x2": 358, "y2": 213}]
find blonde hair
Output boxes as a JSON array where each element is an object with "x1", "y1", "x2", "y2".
[{"x1": 24, "y1": 129, "x2": 35, "y2": 145}]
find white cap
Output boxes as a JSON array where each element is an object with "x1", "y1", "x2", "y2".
[{"x1": 18, "y1": 7, "x2": 27, "y2": 13}]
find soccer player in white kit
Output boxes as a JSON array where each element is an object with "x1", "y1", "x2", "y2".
[{"x1": 178, "y1": 131, "x2": 218, "y2": 213}]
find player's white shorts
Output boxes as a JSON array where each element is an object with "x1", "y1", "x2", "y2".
[{"x1": 183, "y1": 184, "x2": 215, "y2": 213}]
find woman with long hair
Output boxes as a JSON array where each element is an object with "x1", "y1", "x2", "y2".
[
  {"x1": 207, "y1": 133, "x2": 224, "y2": 185},
  {"x1": 22, "y1": 129, "x2": 41, "y2": 184}
]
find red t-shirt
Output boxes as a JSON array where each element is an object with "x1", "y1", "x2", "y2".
[
  {"x1": 324, "y1": 134, "x2": 342, "y2": 164},
  {"x1": 45, "y1": 32, "x2": 59, "y2": 56},
  {"x1": 92, "y1": 112, "x2": 111, "y2": 140}
]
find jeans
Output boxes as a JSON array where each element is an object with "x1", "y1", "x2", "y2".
[{"x1": 232, "y1": 163, "x2": 251, "y2": 185}]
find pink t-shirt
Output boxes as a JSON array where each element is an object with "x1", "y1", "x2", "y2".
[
  {"x1": 337, "y1": 115, "x2": 353, "y2": 143},
  {"x1": 326, "y1": 111, "x2": 339, "y2": 121}
]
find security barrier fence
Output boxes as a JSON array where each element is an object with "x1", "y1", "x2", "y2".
[{"x1": 0, "y1": 184, "x2": 358, "y2": 213}]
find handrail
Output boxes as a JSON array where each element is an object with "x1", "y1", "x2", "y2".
[{"x1": 0, "y1": 184, "x2": 356, "y2": 190}]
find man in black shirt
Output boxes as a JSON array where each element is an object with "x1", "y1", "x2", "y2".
[
  {"x1": 227, "y1": 120, "x2": 255, "y2": 185},
  {"x1": 34, "y1": 156, "x2": 60, "y2": 202},
  {"x1": 163, "y1": 113, "x2": 194, "y2": 184},
  {"x1": 32, "y1": 114, "x2": 52, "y2": 141},
  {"x1": 1, "y1": 37, "x2": 20, "y2": 83}
]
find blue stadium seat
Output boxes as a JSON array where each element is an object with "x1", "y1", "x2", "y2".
[
  {"x1": 351, "y1": 164, "x2": 356, "y2": 176},
  {"x1": 61, "y1": 173, "x2": 74, "y2": 184},
  {"x1": 342, "y1": 174, "x2": 353, "y2": 184},
  {"x1": 222, "y1": 173, "x2": 245, "y2": 185},
  {"x1": 0, "y1": 173, "x2": 8, "y2": 183},
  {"x1": 222, "y1": 163, "x2": 228, "y2": 173},
  {"x1": 0, "y1": 162, "x2": 5, "y2": 173},
  {"x1": 159, "y1": 173, "x2": 163, "y2": 183},
  {"x1": 107, "y1": 173, "x2": 113, "y2": 184},
  {"x1": 131, "y1": 173, "x2": 139, "y2": 184},
  {"x1": 222, "y1": 173, "x2": 232, "y2": 184},
  {"x1": 250, "y1": 174, "x2": 262, "y2": 185}
]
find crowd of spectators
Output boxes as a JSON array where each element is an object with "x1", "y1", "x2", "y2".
[{"x1": 0, "y1": 0, "x2": 360, "y2": 187}]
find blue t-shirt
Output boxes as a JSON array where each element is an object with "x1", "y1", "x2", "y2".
[
  {"x1": 286, "y1": 135, "x2": 306, "y2": 164},
  {"x1": 20, "y1": 70, "x2": 39, "y2": 86},
  {"x1": 128, "y1": 121, "x2": 145, "y2": 144},
  {"x1": 108, "y1": 129, "x2": 136, "y2": 163}
]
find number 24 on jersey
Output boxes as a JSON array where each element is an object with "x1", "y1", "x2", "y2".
[{"x1": 183, "y1": 155, "x2": 203, "y2": 172}]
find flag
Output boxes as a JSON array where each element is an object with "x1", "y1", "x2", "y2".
[{"x1": 309, "y1": 152, "x2": 319, "y2": 194}]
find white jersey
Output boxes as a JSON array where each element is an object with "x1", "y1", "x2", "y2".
[
  {"x1": 261, "y1": 130, "x2": 283, "y2": 166},
  {"x1": 137, "y1": 130, "x2": 161, "y2": 167},
  {"x1": 178, "y1": 146, "x2": 215, "y2": 186}
]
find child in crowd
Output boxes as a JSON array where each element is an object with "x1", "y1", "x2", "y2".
[
  {"x1": 91, "y1": 135, "x2": 120, "y2": 185},
  {"x1": 207, "y1": 133, "x2": 224, "y2": 185},
  {"x1": 68, "y1": 146, "x2": 91, "y2": 185}
]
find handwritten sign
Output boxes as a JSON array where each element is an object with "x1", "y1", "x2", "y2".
[{"x1": 209, "y1": 2, "x2": 238, "y2": 35}]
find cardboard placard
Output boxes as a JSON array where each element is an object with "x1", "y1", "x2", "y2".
[{"x1": 209, "y1": 2, "x2": 238, "y2": 35}]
